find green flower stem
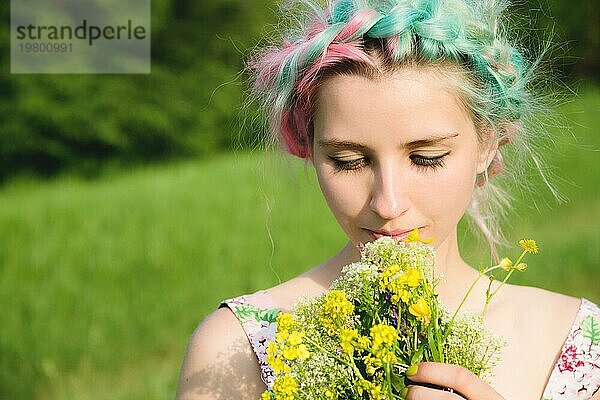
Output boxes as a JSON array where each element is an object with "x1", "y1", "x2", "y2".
[
  {"x1": 385, "y1": 362, "x2": 392, "y2": 396},
  {"x1": 481, "y1": 250, "x2": 527, "y2": 317},
  {"x1": 450, "y1": 265, "x2": 493, "y2": 322},
  {"x1": 440, "y1": 263, "x2": 507, "y2": 345},
  {"x1": 302, "y1": 334, "x2": 354, "y2": 370},
  {"x1": 513, "y1": 250, "x2": 527, "y2": 266}
]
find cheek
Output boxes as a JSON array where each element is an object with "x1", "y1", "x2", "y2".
[
  {"x1": 414, "y1": 154, "x2": 477, "y2": 219},
  {"x1": 316, "y1": 168, "x2": 366, "y2": 220}
]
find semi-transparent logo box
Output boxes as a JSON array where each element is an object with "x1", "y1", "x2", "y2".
[{"x1": 11, "y1": 0, "x2": 150, "y2": 74}]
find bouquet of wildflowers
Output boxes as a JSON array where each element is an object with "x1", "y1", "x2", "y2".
[{"x1": 261, "y1": 230, "x2": 538, "y2": 400}]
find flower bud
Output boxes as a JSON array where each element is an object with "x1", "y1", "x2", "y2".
[
  {"x1": 516, "y1": 262, "x2": 528, "y2": 271},
  {"x1": 499, "y1": 257, "x2": 513, "y2": 271}
]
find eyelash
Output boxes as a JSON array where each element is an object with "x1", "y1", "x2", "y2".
[{"x1": 330, "y1": 152, "x2": 449, "y2": 174}]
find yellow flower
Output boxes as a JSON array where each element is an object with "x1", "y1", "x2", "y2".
[
  {"x1": 286, "y1": 331, "x2": 304, "y2": 346},
  {"x1": 358, "y1": 378, "x2": 384, "y2": 400},
  {"x1": 282, "y1": 344, "x2": 299, "y2": 360},
  {"x1": 363, "y1": 355, "x2": 378, "y2": 375},
  {"x1": 260, "y1": 390, "x2": 272, "y2": 400},
  {"x1": 276, "y1": 313, "x2": 297, "y2": 332},
  {"x1": 379, "y1": 264, "x2": 401, "y2": 290},
  {"x1": 267, "y1": 352, "x2": 289, "y2": 374},
  {"x1": 368, "y1": 383, "x2": 383, "y2": 400},
  {"x1": 405, "y1": 228, "x2": 433, "y2": 244},
  {"x1": 266, "y1": 342, "x2": 292, "y2": 374},
  {"x1": 276, "y1": 331, "x2": 289, "y2": 343},
  {"x1": 370, "y1": 324, "x2": 398, "y2": 352},
  {"x1": 320, "y1": 290, "x2": 354, "y2": 333},
  {"x1": 273, "y1": 374, "x2": 298, "y2": 400},
  {"x1": 382, "y1": 264, "x2": 401, "y2": 279},
  {"x1": 266, "y1": 342, "x2": 278, "y2": 357},
  {"x1": 325, "y1": 389, "x2": 334, "y2": 399},
  {"x1": 373, "y1": 346, "x2": 397, "y2": 365},
  {"x1": 390, "y1": 288, "x2": 411, "y2": 304},
  {"x1": 296, "y1": 343, "x2": 310, "y2": 361},
  {"x1": 339, "y1": 328, "x2": 359, "y2": 356},
  {"x1": 384, "y1": 269, "x2": 417, "y2": 304},
  {"x1": 322, "y1": 290, "x2": 354, "y2": 317},
  {"x1": 404, "y1": 267, "x2": 421, "y2": 287},
  {"x1": 499, "y1": 257, "x2": 513, "y2": 271},
  {"x1": 357, "y1": 335, "x2": 371, "y2": 348},
  {"x1": 409, "y1": 298, "x2": 431, "y2": 325},
  {"x1": 518, "y1": 239, "x2": 539, "y2": 254}
]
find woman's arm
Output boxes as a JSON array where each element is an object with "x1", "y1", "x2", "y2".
[{"x1": 176, "y1": 308, "x2": 267, "y2": 400}]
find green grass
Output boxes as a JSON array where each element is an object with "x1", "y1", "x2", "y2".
[{"x1": 1, "y1": 86, "x2": 598, "y2": 399}]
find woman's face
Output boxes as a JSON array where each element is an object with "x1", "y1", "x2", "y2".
[{"x1": 310, "y1": 67, "x2": 496, "y2": 249}]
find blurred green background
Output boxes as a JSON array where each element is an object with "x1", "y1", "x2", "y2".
[{"x1": 0, "y1": 0, "x2": 598, "y2": 399}]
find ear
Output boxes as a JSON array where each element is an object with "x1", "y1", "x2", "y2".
[{"x1": 476, "y1": 127, "x2": 499, "y2": 174}]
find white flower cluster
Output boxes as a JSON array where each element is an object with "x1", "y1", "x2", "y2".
[
  {"x1": 330, "y1": 262, "x2": 379, "y2": 302},
  {"x1": 295, "y1": 351, "x2": 354, "y2": 397},
  {"x1": 439, "y1": 304, "x2": 508, "y2": 383}
]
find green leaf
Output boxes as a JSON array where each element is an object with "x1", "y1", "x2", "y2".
[
  {"x1": 581, "y1": 315, "x2": 600, "y2": 345},
  {"x1": 391, "y1": 372, "x2": 405, "y2": 392},
  {"x1": 234, "y1": 304, "x2": 281, "y2": 324},
  {"x1": 233, "y1": 303, "x2": 261, "y2": 323},
  {"x1": 258, "y1": 308, "x2": 282, "y2": 324},
  {"x1": 427, "y1": 326, "x2": 441, "y2": 361},
  {"x1": 410, "y1": 345, "x2": 425, "y2": 365}
]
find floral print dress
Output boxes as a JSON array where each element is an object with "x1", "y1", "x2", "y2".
[
  {"x1": 542, "y1": 298, "x2": 600, "y2": 399},
  {"x1": 219, "y1": 291, "x2": 600, "y2": 398}
]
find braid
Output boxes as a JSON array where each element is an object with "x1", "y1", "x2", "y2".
[{"x1": 260, "y1": 0, "x2": 525, "y2": 130}]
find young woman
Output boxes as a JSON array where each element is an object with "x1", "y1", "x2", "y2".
[{"x1": 176, "y1": 1, "x2": 599, "y2": 399}]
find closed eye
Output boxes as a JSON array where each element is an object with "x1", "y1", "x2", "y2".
[
  {"x1": 410, "y1": 152, "x2": 450, "y2": 172},
  {"x1": 329, "y1": 156, "x2": 368, "y2": 172},
  {"x1": 329, "y1": 151, "x2": 450, "y2": 174}
]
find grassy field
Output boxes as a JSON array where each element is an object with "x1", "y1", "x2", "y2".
[{"x1": 0, "y1": 86, "x2": 598, "y2": 399}]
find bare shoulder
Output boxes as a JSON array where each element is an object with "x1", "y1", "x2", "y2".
[
  {"x1": 176, "y1": 307, "x2": 266, "y2": 400},
  {"x1": 509, "y1": 284, "x2": 581, "y2": 321},
  {"x1": 502, "y1": 284, "x2": 581, "y2": 346},
  {"x1": 504, "y1": 285, "x2": 581, "y2": 330}
]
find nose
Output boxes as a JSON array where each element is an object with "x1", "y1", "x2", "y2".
[{"x1": 368, "y1": 162, "x2": 410, "y2": 220}]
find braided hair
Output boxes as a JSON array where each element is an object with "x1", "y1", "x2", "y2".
[{"x1": 245, "y1": 0, "x2": 551, "y2": 259}]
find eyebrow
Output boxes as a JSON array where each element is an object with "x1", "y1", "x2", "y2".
[{"x1": 317, "y1": 133, "x2": 459, "y2": 151}]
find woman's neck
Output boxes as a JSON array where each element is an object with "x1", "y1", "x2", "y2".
[{"x1": 430, "y1": 229, "x2": 488, "y2": 313}]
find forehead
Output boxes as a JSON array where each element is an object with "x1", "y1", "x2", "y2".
[{"x1": 312, "y1": 68, "x2": 474, "y2": 141}]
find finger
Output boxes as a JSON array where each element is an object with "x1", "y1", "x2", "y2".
[
  {"x1": 405, "y1": 384, "x2": 465, "y2": 400},
  {"x1": 407, "y1": 362, "x2": 503, "y2": 400}
]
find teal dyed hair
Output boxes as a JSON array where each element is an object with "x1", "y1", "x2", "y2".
[{"x1": 245, "y1": 0, "x2": 558, "y2": 258}]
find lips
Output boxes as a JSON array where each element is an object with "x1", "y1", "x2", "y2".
[{"x1": 365, "y1": 228, "x2": 420, "y2": 242}]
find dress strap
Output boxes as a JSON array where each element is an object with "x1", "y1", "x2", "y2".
[
  {"x1": 541, "y1": 297, "x2": 600, "y2": 399},
  {"x1": 218, "y1": 290, "x2": 281, "y2": 389}
]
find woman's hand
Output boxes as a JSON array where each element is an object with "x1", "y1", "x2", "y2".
[{"x1": 403, "y1": 362, "x2": 505, "y2": 400}]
